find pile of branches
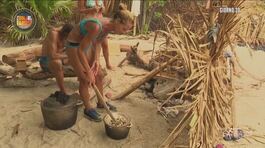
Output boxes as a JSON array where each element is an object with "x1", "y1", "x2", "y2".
[
  {"x1": 235, "y1": 14, "x2": 265, "y2": 50},
  {"x1": 149, "y1": 49, "x2": 188, "y2": 79},
  {"x1": 152, "y1": 0, "x2": 246, "y2": 147}
]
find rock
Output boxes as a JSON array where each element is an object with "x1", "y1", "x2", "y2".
[
  {"x1": 162, "y1": 107, "x2": 179, "y2": 118},
  {"x1": 170, "y1": 99, "x2": 184, "y2": 105},
  {"x1": 146, "y1": 92, "x2": 154, "y2": 98},
  {"x1": 139, "y1": 79, "x2": 156, "y2": 92},
  {"x1": 153, "y1": 78, "x2": 178, "y2": 100}
]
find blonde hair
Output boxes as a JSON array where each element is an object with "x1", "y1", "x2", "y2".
[{"x1": 113, "y1": 3, "x2": 134, "y2": 24}]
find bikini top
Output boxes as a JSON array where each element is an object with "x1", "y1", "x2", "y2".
[
  {"x1": 79, "y1": 18, "x2": 108, "y2": 40},
  {"x1": 79, "y1": 18, "x2": 108, "y2": 52},
  {"x1": 86, "y1": 0, "x2": 104, "y2": 8}
]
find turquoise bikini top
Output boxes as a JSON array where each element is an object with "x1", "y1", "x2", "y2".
[
  {"x1": 79, "y1": 18, "x2": 102, "y2": 37},
  {"x1": 86, "y1": 0, "x2": 104, "y2": 8},
  {"x1": 79, "y1": 18, "x2": 107, "y2": 53}
]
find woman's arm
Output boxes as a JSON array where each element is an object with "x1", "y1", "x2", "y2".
[
  {"x1": 47, "y1": 31, "x2": 66, "y2": 60},
  {"x1": 101, "y1": 37, "x2": 112, "y2": 69},
  {"x1": 77, "y1": 46, "x2": 95, "y2": 85},
  {"x1": 78, "y1": 22, "x2": 100, "y2": 75},
  {"x1": 91, "y1": 42, "x2": 101, "y2": 75}
]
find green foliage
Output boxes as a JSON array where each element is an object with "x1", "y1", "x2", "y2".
[
  {"x1": 148, "y1": 0, "x2": 166, "y2": 7},
  {"x1": 142, "y1": 24, "x2": 149, "y2": 34},
  {"x1": 0, "y1": 0, "x2": 75, "y2": 45},
  {"x1": 154, "y1": 12, "x2": 162, "y2": 19},
  {"x1": 140, "y1": 0, "x2": 166, "y2": 34},
  {"x1": 7, "y1": 26, "x2": 32, "y2": 45}
]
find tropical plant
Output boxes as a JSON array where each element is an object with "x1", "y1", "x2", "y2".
[
  {"x1": 140, "y1": 0, "x2": 166, "y2": 34},
  {"x1": 0, "y1": 0, "x2": 75, "y2": 45}
]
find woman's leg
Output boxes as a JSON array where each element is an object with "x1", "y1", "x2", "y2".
[
  {"x1": 67, "y1": 47, "x2": 101, "y2": 121},
  {"x1": 86, "y1": 44, "x2": 116, "y2": 110},
  {"x1": 66, "y1": 48, "x2": 91, "y2": 104},
  {"x1": 86, "y1": 45, "x2": 104, "y2": 102},
  {"x1": 66, "y1": 48, "x2": 87, "y2": 81},
  {"x1": 79, "y1": 78, "x2": 93, "y2": 109}
]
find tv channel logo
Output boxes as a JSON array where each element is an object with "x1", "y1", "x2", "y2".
[{"x1": 12, "y1": 9, "x2": 36, "y2": 32}]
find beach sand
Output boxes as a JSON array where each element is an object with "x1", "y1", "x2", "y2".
[
  {"x1": 0, "y1": 35, "x2": 173, "y2": 148},
  {"x1": 0, "y1": 35, "x2": 265, "y2": 147}
]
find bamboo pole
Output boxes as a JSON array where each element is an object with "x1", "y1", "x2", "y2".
[
  {"x1": 112, "y1": 55, "x2": 180, "y2": 100},
  {"x1": 92, "y1": 84, "x2": 117, "y2": 122}
]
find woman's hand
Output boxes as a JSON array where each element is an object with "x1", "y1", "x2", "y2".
[
  {"x1": 86, "y1": 69, "x2": 95, "y2": 86},
  {"x1": 91, "y1": 60, "x2": 99, "y2": 76}
]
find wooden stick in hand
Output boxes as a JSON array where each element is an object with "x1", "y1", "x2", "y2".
[{"x1": 92, "y1": 84, "x2": 117, "y2": 122}]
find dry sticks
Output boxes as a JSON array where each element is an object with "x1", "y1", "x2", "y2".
[{"x1": 158, "y1": 1, "x2": 245, "y2": 147}]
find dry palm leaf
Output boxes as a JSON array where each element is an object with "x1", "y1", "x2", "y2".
[{"x1": 154, "y1": 1, "x2": 246, "y2": 148}]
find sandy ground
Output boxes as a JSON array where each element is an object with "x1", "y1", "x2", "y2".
[
  {"x1": 0, "y1": 35, "x2": 173, "y2": 148},
  {"x1": 224, "y1": 46, "x2": 265, "y2": 148},
  {"x1": 0, "y1": 35, "x2": 265, "y2": 148}
]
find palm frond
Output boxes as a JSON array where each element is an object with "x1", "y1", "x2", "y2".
[{"x1": 156, "y1": 0, "x2": 246, "y2": 147}]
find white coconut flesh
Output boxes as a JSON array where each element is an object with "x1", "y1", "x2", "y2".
[{"x1": 104, "y1": 113, "x2": 130, "y2": 127}]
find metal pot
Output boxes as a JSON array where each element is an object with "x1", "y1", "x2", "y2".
[
  {"x1": 41, "y1": 96, "x2": 77, "y2": 130},
  {"x1": 103, "y1": 113, "x2": 132, "y2": 140}
]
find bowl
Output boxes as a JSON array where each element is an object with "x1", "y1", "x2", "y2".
[
  {"x1": 103, "y1": 112, "x2": 132, "y2": 140},
  {"x1": 41, "y1": 96, "x2": 77, "y2": 130}
]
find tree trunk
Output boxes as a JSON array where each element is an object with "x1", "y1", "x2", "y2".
[
  {"x1": 2, "y1": 46, "x2": 42, "y2": 66},
  {"x1": 140, "y1": 0, "x2": 148, "y2": 33}
]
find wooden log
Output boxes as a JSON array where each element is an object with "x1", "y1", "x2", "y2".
[
  {"x1": 126, "y1": 50, "x2": 150, "y2": 69},
  {"x1": 120, "y1": 44, "x2": 131, "y2": 52},
  {"x1": 15, "y1": 58, "x2": 27, "y2": 72},
  {"x1": 0, "y1": 77, "x2": 54, "y2": 88},
  {"x1": 0, "y1": 64, "x2": 16, "y2": 76},
  {"x1": 112, "y1": 55, "x2": 180, "y2": 100},
  {"x1": 119, "y1": 42, "x2": 150, "y2": 69},
  {"x1": 117, "y1": 57, "x2": 127, "y2": 67},
  {"x1": 23, "y1": 67, "x2": 73, "y2": 80},
  {"x1": 2, "y1": 46, "x2": 42, "y2": 66},
  {"x1": 124, "y1": 72, "x2": 146, "y2": 77},
  {"x1": 24, "y1": 66, "x2": 107, "y2": 80}
]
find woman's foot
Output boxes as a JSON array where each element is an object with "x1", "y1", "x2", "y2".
[
  {"x1": 97, "y1": 102, "x2": 117, "y2": 111},
  {"x1": 84, "y1": 108, "x2": 102, "y2": 122},
  {"x1": 106, "y1": 64, "x2": 115, "y2": 70}
]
